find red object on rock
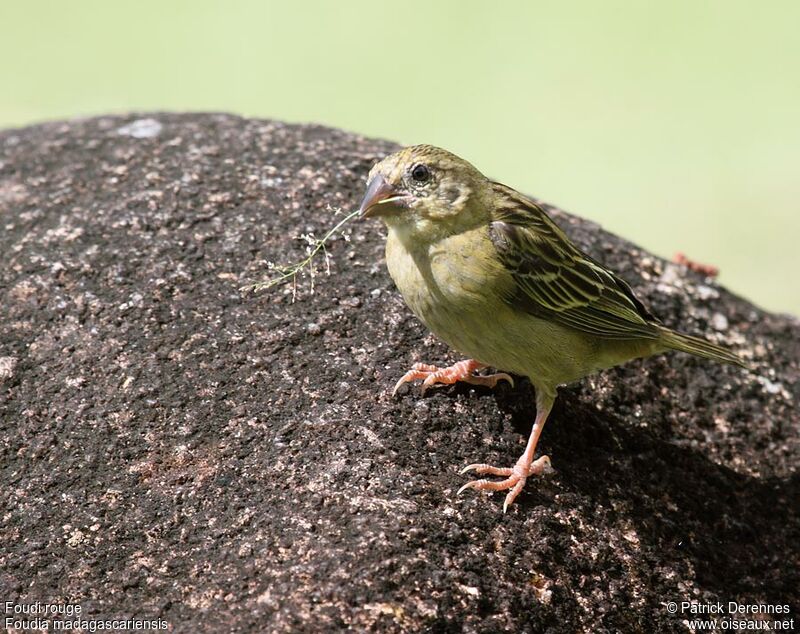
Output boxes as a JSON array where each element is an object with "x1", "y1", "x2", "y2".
[{"x1": 673, "y1": 252, "x2": 719, "y2": 278}]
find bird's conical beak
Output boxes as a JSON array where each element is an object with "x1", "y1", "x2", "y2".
[{"x1": 358, "y1": 175, "x2": 406, "y2": 218}]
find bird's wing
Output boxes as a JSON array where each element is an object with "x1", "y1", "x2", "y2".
[{"x1": 488, "y1": 182, "x2": 661, "y2": 340}]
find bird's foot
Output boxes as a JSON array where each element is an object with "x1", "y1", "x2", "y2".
[
  {"x1": 458, "y1": 455, "x2": 553, "y2": 513},
  {"x1": 392, "y1": 359, "x2": 514, "y2": 396}
]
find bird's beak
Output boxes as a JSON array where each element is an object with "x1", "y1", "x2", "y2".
[{"x1": 358, "y1": 175, "x2": 407, "y2": 218}]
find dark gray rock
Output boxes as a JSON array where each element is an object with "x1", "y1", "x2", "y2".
[{"x1": 1, "y1": 113, "x2": 797, "y2": 633}]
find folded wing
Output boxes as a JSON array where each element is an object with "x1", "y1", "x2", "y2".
[{"x1": 488, "y1": 183, "x2": 660, "y2": 341}]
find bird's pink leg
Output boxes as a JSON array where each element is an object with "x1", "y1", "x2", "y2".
[
  {"x1": 392, "y1": 359, "x2": 514, "y2": 396},
  {"x1": 459, "y1": 392, "x2": 555, "y2": 512}
]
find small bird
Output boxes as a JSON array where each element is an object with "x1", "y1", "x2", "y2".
[{"x1": 358, "y1": 145, "x2": 745, "y2": 512}]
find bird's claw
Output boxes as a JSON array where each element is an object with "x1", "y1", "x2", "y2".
[
  {"x1": 457, "y1": 456, "x2": 552, "y2": 512},
  {"x1": 392, "y1": 359, "x2": 513, "y2": 396}
]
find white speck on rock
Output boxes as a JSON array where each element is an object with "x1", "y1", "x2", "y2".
[
  {"x1": 65, "y1": 376, "x2": 86, "y2": 388},
  {"x1": 0, "y1": 356, "x2": 18, "y2": 380},
  {"x1": 117, "y1": 118, "x2": 163, "y2": 139},
  {"x1": 356, "y1": 425, "x2": 383, "y2": 447},
  {"x1": 696, "y1": 285, "x2": 720, "y2": 301},
  {"x1": 757, "y1": 376, "x2": 788, "y2": 397},
  {"x1": 66, "y1": 528, "x2": 86, "y2": 547},
  {"x1": 306, "y1": 322, "x2": 322, "y2": 336},
  {"x1": 656, "y1": 264, "x2": 683, "y2": 295},
  {"x1": 460, "y1": 584, "x2": 480, "y2": 597},
  {"x1": 710, "y1": 313, "x2": 729, "y2": 331},
  {"x1": 0, "y1": 179, "x2": 28, "y2": 205}
]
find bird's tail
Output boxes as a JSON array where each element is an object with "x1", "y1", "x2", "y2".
[{"x1": 658, "y1": 327, "x2": 747, "y2": 368}]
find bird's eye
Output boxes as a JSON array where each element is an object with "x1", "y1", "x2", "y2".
[{"x1": 411, "y1": 163, "x2": 431, "y2": 183}]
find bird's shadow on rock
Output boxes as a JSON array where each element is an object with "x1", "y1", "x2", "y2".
[{"x1": 448, "y1": 378, "x2": 800, "y2": 608}]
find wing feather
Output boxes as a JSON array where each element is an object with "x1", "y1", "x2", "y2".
[{"x1": 488, "y1": 183, "x2": 660, "y2": 341}]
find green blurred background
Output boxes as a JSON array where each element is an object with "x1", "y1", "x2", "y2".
[{"x1": 2, "y1": 1, "x2": 798, "y2": 314}]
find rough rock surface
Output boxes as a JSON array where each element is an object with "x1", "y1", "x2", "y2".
[{"x1": 1, "y1": 113, "x2": 798, "y2": 633}]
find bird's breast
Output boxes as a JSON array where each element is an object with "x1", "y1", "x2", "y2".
[
  {"x1": 383, "y1": 225, "x2": 623, "y2": 387},
  {"x1": 385, "y1": 226, "x2": 516, "y2": 358},
  {"x1": 386, "y1": 227, "x2": 496, "y2": 308}
]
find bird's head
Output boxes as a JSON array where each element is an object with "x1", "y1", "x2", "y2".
[{"x1": 359, "y1": 145, "x2": 489, "y2": 241}]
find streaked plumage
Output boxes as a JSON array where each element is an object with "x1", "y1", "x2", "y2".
[{"x1": 359, "y1": 144, "x2": 744, "y2": 512}]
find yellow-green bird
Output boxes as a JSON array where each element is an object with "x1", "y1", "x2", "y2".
[{"x1": 358, "y1": 145, "x2": 745, "y2": 513}]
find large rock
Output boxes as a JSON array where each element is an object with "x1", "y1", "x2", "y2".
[{"x1": 1, "y1": 114, "x2": 797, "y2": 632}]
